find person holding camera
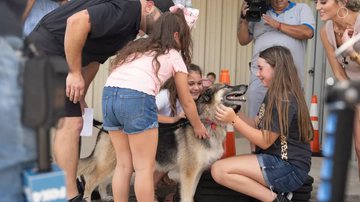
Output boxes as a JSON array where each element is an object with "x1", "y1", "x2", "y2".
[{"x1": 238, "y1": 0, "x2": 315, "y2": 123}]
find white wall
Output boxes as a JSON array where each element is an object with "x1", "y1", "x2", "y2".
[{"x1": 86, "y1": 0, "x2": 317, "y2": 121}]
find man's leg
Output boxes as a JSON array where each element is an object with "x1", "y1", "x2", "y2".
[
  {"x1": 53, "y1": 62, "x2": 99, "y2": 200},
  {"x1": 53, "y1": 117, "x2": 83, "y2": 200}
]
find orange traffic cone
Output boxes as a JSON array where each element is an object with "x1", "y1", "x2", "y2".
[
  {"x1": 222, "y1": 124, "x2": 236, "y2": 158},
  {"x1": 219, "y1": 69, "x2": 230, "y2": 85},
  {"x1": 310, "y1": 95, "x2": 321, "y2": 155},
  {"x1": 219, "y1": 69, "x2": 236, "y2": 158}
]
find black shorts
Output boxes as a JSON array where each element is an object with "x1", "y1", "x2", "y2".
[{"x1": 64, "y1": 96, "x2": 82, "y2": 117}]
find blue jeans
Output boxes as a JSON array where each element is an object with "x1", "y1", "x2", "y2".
[
  {"x1": 257, "y1": 153, "x2": 308, "y2": 193},
  {"x1": 102, "y1": 87, "x2": 158, "y2": 134},
  {"x1": 0, "y1": 36, "x2": 36, "y2": 202}
]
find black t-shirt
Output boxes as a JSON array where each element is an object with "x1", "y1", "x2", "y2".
[
  {"x1": 27, "y1": 0, "x2": 141, "y2": 66},
  {"x1": 255, "y1": 94, "x2": 312, "y2": 173}
]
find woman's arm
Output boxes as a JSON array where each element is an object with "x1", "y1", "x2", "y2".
[
  {"x1": 158, "y1": 111, "x2": 186, "y2": 124},
  {"x1": 174, "y1": 71, "x2": 208, "y2": 139},
  {"x1": 237, "y1": 111, "x2": 256, "y2": 128},
  {"x1": 158, "y1": 114, "x2": 178, "y2": 123},
  {"x1": 320, "y1": 27, "x2": 349, "y2": 81},
  {"x1": 215, "y1": 105, "x2": 279, "y2": 149}
]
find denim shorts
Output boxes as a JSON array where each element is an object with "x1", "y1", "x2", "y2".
[
  {"x1": 256, "y1": 153, "x2": 308, "y2": 193},
  {"x1": 102, "y1": 87, "x2": 158, "y2": 134}
]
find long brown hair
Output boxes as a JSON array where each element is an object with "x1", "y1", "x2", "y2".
[
  {"x1": 259, "y1": 46, "x2": 313, "y2": 142},
  {"x1": 189, "y1": 63, "x2": 202, "y2": 76},
  {"x1": 160, "y1": 77, "x2": 178, "y2": 116},
  {"x1": 110, "y1": 10, "x2": 193, "y2": 76}
]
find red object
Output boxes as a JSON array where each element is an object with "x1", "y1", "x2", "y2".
[
  {"x1": 219, "y1": 69, "x2": 230, "y2": 85},
  {"x1": 310, "y1": 95, "x2": 320, "y2": 153},
  {"x1": 222, "y1": 125, "x2": 236, "y2": 158},
  {"x1": 311, "y1": 130, "x2": 320, "y2": 153},
  {"x1": 219, "y1": 69, "x2": 235, "y2": 158}
]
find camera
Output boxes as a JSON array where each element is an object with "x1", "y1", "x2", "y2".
[{"x1": 245, "y1": 0, "x2": 269, "y2": 22}]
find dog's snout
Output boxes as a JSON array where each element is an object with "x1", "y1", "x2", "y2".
[{"x1": 232, "y1": 85, "x2": 248, "y2": 94}]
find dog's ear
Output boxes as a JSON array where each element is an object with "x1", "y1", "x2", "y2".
[{"x1": 197, "y1": 88, "x2": 213, "y2": 103}]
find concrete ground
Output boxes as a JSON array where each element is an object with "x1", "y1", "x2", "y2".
[{"x1": 80, "y1": 131, "x2": 360, "y2": 202}]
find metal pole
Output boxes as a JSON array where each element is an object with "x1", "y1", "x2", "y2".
[
  {"x1": 318, "y1": 80, "x2": 360, "y2": 202},
  {"x1": 37, "y1": 127, "x2": 51, "y2": 172}
]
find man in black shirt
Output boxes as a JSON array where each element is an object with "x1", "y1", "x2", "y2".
[{"x1": 27, "y1": 0, "x2": 174, "y2": 201}]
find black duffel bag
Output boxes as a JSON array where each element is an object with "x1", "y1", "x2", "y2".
[{"x1": 22, "y1": 44, "x2": 67, "y2": 128}]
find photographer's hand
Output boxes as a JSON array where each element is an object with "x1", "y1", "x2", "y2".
[
  {"x1": 240, "y1": 2, "x2": 249, "y2": 20},
  {"x1": 238, "y1": 2, "x2": 252, "y2": 45},
  {"x1": 262, "y1": 14, "x2": 314, "y2": 40},
  {"x1": 262, "y1": 14, "x2": 281, "y2": 30}
]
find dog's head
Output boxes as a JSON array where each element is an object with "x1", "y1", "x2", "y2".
[{"x1": 196, "y1": 83, "x2": 248, "y2": 120}]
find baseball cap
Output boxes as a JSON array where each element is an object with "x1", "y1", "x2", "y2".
[{"x1": 151, "y1": 0, "x2": 174, "y2": 13}]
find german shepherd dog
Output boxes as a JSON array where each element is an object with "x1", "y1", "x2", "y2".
[{"x1": 77, "y1": 84, "x2": 248, "y2": 202}]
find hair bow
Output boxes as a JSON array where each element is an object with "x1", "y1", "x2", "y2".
[{"x1": 169, "y1": 4, "x2": 199, "y2": 30}]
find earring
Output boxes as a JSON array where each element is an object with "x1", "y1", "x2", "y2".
[{"x1": 337, "y1": 6, "x2": 349, "y2": 18}]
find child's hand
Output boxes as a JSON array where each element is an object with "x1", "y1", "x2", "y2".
[
  {"x1": 215, "y1": 104, "x2": 237, "y2": 124},
  {"x1": 175, "y1": 111, "x2": 186, "y2": 121},
  {"x1": 194, "y1": 123, "x2": 209, "y2": 139}
]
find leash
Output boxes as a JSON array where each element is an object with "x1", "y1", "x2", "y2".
[
  {"x1": 93, "y1": 118, "x2": 191, "y2": 133},
  {"x1": 158, "y1": 118, "x2": 190, "y2": 130},
  {"x1": 92, "y1": 119, "x2": 108, "y2": 134}
]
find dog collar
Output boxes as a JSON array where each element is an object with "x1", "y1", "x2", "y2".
[{"x1": 202, "y1": 118, "x2": 217, "y2": 130}]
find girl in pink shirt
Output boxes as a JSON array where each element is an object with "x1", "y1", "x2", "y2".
[{"x1": 102, "y1": 10, "x2": 207, "y2": 202}]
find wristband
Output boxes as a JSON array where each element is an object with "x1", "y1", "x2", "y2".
[{"x1": 277, "y1": 22, "x2": 282, "y2": 31}]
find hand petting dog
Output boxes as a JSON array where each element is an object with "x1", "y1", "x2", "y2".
[{"x1": 215, "y1": 104, "x2": 238, "y2": 124}]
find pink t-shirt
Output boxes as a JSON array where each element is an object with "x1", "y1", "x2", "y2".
[{"x1": 105, "y1": 49, "x2": 188, "y2": 96}]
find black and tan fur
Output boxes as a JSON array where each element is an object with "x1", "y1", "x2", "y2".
[{"x1": 77, "y1": 84, "x2": 247, "y2": 202}]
